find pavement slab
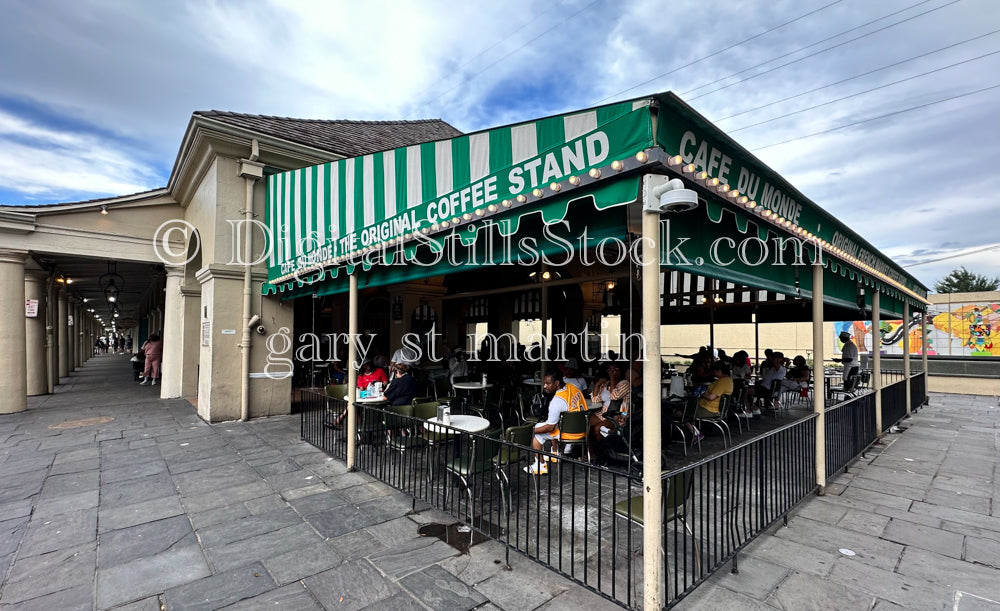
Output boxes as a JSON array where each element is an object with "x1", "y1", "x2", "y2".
[
  {"x1": 397, "y1": 564, "x2": 486, "y2": 610},
  {"x1": 219, "y1": 582, "x2": 323, "y2": 610},
  {"x1": 98, "y1": 514, "x2": 196, "y2": 569},
  {"x1": 96, "y1": 544, "x2": 211, "y2": 609},
  {"x1": 163, "y1": 561, "x2": 277, "y2": 611},
  {"x1": 303, "y1": 560, "x2": 399, "y2": 611}
]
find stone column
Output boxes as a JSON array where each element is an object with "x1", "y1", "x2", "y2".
[
  {"x1": 160, "y1": 265, "x2": 185, "y2": 398},
  {"x1": 47, "y1": 280, "x2": 58, "y2": 393},
  {"x1": 0, "y1": 250, "x2": 28, "y2": 413},
  {"x1": 24, "y1": 263, "x2": 48, "y2": 396},
  {"x1": 58, "y1": 289, "x2": 69, "y2": 379}
]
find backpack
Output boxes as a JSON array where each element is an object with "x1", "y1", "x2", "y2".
[{"x1": 530, "y1": 393, "x2": 549, "y2": 420}]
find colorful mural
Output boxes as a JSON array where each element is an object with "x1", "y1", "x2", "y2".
[{"x1": 838, "y1": 300, "x2": 1000, "y2": 356}]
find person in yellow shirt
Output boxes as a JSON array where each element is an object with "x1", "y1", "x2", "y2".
[
  {"x1": 525, "y1": 369, "x2": 586, "y2": 474},
  {"x1": 680, "y1": 361, "x2": 733, "y2": 445}
]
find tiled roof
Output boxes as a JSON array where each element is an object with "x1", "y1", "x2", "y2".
[{"x1": 195, "y1": 111, "x2": 463, "y2": 157}]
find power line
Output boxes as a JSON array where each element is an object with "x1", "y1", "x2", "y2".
[
  {"x1": 419, "y1": 0, "x2": 604, "y2": 112},
  {"x1": 750, "y1": 82, "x2": 1000, "y2": 150},
  {"x1": 902, "y1": 243, "x2": 1000, "y2": 267},
  {"x1": 728, "y1": 48, "x2": 1000, "y2": 134},
  {"x1": 592, "y1": 0, "x2": 844, "y2": 105},
  {"x1": 715, "y1": 28, "x2": 1000, "y2": 123},
  {"x1": 685, "y1": 0, "x2": 961, "y2": 101}
]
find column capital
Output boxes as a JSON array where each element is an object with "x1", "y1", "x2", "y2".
[
  {"x1": 165, "y1": 264, "x2": 186, "y2": 279},
  {"x1": 0, "y1": 249, "x2": 28, "y2": 265}
]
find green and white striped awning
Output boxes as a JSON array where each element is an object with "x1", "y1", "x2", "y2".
[
  {"x1": 263, "y1": 92, "x2": 928, "y2": 309},
  {"x1": 265, "y1": 98, "x2": 653, "y2": 289}
]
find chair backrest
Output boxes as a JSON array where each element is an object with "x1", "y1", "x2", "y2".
[
  {"x1": 325, "y1": 384, "x2": 347, "y2": 399},
  {"x1": 717, "y1": 394, "x2": 732, "y2": 418},
  {"x1": 472, "y1": 435, "x2": 502, "y2": 465},
  {"x1": 664, "y1": 469, "x2": 695, "y2": 521},
  {"x1": 860, "y1": 370, "x2": 871, "y2": 387},
  {"x1": 558, "y1": 410, "x2": 589, "y2": 441},
  {"x1": 681, "y1": 396, "x2": 699, "y2": 421},
  {"x1": 411, "y1": 396, "x2": 435, "y2": 405},
  {"x1": 384, "y1": 404, "x2": 414, "y2": 429},
  {"x1": 769, "y1": 378, "x2": 782, "y2": 395},
  {"x1": 843, "y1": 374, "x2": 859, "y2": 392},
  {"x1": 505, "y1": 424, "x2": 534, "y2": 447},
  {"x1": 412, "y1": 401, "x2": 440, "y2": 420}
]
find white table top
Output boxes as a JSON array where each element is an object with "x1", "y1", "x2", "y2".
[
  {"x1": 343, "y1": 395, "x2": 389, "y2": 403},
  {"x1": 424, "y1": 414, "x2": 491, "y2": 433},
  {"x1": 523, "y1": 379, "x2": 543, "y2": 387},
  {"x1": 452, "y1": 382, "x2": 494, "y2": 390}
]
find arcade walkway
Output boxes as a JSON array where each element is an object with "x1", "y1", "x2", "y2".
[{"x1": 1, "y1": 355, "x2": 997, "y2": 609}]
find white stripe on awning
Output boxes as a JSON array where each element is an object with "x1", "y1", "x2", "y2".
[
  {"x1": 469, "y1": 133, "x2": 490, "y2": 182},
  {"x1": 511, "y1": 123, "x2": 537, "y2": 164},
  {"x1": 363, "y1": 154, "x2": 375, "y2": 228},
  {"x1": 383, "y1": 150, "x2": 396, "y2": 219},
  {"x1": 345, "y1": 158, "x2": 356, "y2": 234},
  {"x1": 329, "y1": 163, "x2": 339, "y2": 239},
  {"x1": 305, "y1": 165, "x2": 314, "y2": 252},
  {"x1": 406, "y1": 145, "x2": 421, "y2": 209},
  {"x1": 564, "y1": 111, "x2": 597, "y2": 141},
  {"x1": 316, "y1": 165, "x2": 326, "y2": 249},
  {"x1": 435, "y1": 140, "x2": 453, "y2": 197}
]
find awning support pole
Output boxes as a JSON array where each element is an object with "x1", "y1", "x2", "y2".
[
  {"x1": 873, "y1": 291, "x2": 882, "y2": 437},
  {"x1": 346, "y1": 273, "x2": 358, "y2": 470},
  {"x1": 641, "y1": 186, "x2": 664, "y2": 608},
  {"x1": 903, "y1": 302, "x2": 911, "y2": 417},
  {"x1": 812, "y1": 261, "x2": 826, "y2": 494},
  {"x1": 921, "y1": 308, "x2": 929, "y2": 405}
]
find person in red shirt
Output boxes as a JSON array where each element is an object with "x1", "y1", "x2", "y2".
[{"x1": 357, "y1": 360, "x2": 388, "y2": 390}]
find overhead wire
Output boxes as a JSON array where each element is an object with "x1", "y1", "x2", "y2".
[
  {"x1": 714, "y1": 28, "x2": 1000, "y2": 123},
  {"x1": 728, "y1": 47, "x2": 1000, "y2": 134},
  {"x1": 591, "y1": 0, "x2": 844, "y2": 105},
  {"x1": 750, "y1": 82, "x2": 1000, "y2": 150},
  {"x1": 418, "y1": 0, "x2": 605, "y2": 112},
  {"x1": 902, "y1": 243, "x2": 1000, "y2": 268},
  {"x1": 684, "y1": 0, "x2": 962, "y2": 100}
]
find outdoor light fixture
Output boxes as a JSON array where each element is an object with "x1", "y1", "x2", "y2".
[
  {"x1": 644, "y1": 175, "x2": 699, "y2": 213},
  {"x1": 667, "y1": 155, "x2": 683, "y2": 166},
  {"x1": 100, "y1": 205, "x2": 108, "y2": 215}
]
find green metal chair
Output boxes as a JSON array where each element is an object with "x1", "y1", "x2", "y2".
[
  {"x1": 444, "y1": 434, "x2": 502, "y2": 546},
  {"x1": 695, "y1": 394, "x2": 732, "y2": 448},
  {"x1": 614, "y1": 469, "x2": 700, "y2": 566},
  {"x1": 670, "y1": 397, "x2": 700, "y2": 455},
  {"x1": 322, "y1": 384, "x2": 348, "y2": 428},
  {"x1": 493, "y1": 424, "x2": 534, "y2": 523},
  {"x1": 557, "y1": 410, "x2": 591, "y2": 461}
]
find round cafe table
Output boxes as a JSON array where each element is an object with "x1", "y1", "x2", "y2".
[
  {"x1": 342, "y1": 394, "x2": 390, "y2": 404},
  {"x1": 523, "y1": 379, "x2": 543, "y2": 387},
  {"x1": 424, "y1": 414, "x2": 491, "y2": 434},
  {"x1": 452, "y1": 381, "x2": 494, "y2": 408}
]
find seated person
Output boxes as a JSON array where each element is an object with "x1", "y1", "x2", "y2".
[
  {"x1": 560, "y1": 358, "x2": 588, "y2": 394},
  {"x1": 730, "y1": 350, "x2": 752, "y2": 382},
  {"x1": 686, "y1": 353, "x2": 715, "y2": 387},
  {"x1": 589, "y1": 367, "x2": 638, "y2": 447},
  {"x1": 781, "y1": 355, "x2": 811, "y2": 392},
  {"x1": 746, "y1": 352, "x2": 786, "y2": 415},
  {"x1": 677, "y1": 362, "x2": 733, "y2": 445},
  {"x1": 383, "y1": 363, "x2": 417, "y2": 406},
  {"x1": 525, "y1": 369, "x2": 585, "y2": 475},
  {"x1": 357, "y1": 360, "x2": 388, "y2": 392}
]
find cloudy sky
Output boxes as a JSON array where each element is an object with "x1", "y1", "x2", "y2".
[{"x1": 1, "y1": 0, "x2": 997, "y2": 289}]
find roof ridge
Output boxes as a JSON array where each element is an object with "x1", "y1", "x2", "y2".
[{"x1": 195, "y1": 110, "x2": 446, "y2": 126}]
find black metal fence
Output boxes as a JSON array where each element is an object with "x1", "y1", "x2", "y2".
[
  {"x1": 910, "y1": 372, "x2": 926, "y2": 411},
  {"x1": 880, "y1": 378, "x2": 908, "y2": 432},
  {"x1": 662, "y1": 414, "x2": 818, "y2": 607},
  {"x1": 824, "y1": 391, "x2": 876, "y2": 478},
  {"x1": 299, "y1": 391, "x2": 821, "y2": 609}
]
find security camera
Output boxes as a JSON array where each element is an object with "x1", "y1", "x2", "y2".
[
  {"x1": 255, "y1": 325, "x2": 267, "y2": 336},
  {"x1": 247, "y1": 314, "x2": 260, "y2": 329},
  {"x1": 644, "y1": 175, "x2": 699, "y2": 213}
]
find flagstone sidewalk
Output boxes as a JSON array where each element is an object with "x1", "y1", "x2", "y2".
[{"x1": 2, "y1": 354, "x2": 999, "y2": 609}]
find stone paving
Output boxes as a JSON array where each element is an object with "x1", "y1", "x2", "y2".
[
  {"x1": 2, "y1": 354, "x2": 999, "y2": 610},
  {"x1": 679, "y1": 392, "x2": 1000, "y2": 610}
]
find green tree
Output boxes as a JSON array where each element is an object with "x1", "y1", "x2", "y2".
[{"x1": 934, "y1": 267, "x2": 1000, "y2": 293}]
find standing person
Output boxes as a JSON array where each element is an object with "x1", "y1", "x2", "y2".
[
  {"x1": 139, "y1": 334, "x2": 163, "y2": 386},
  {"x1": 838, "y1": 331, "x2": 859, "y2": 383}
]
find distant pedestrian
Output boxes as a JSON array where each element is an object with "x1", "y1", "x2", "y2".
[{"x1": 139, "y1": 334, "x2": 163, "y2": 386}]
